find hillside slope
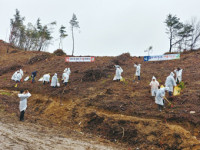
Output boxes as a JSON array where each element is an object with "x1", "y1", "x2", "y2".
[{"x1": 0, "y1": 42, "x2": 200, "y2": 149}]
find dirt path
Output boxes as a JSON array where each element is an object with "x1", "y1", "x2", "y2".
[{"x1": 0, "y1": 119, "x2": 120, "y2": 150}]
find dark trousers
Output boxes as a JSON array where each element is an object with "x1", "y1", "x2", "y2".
[
  {"x1": 158, "y1": 105, "x2": 163, "y2": 111},
  {"x1": 43, "y1": 81, "x2": 49, "y2": 85},
  {"x1": 177, "y1": 79, "x2": 180, "y2": 84},
  {"x1": 64, "y1": 82, "x2": 68, "y2": 86},
  {"x1": 138, "y1": 76, "x2": 140, "y2": 80},
  {"x1": 32, "y1": 76, "x2": 35, "y2": 83},
  {"x1": 20, "y1": 110, "x2": 25, "y2": 121},
  {"x1": 169, "y1": 91, "x2": 173, "y2": 96}
]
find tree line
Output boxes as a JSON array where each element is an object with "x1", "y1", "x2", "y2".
[
  {"x1": 8, "y1": 10, "x2": 200, "y2": 54},
  {"x1": 8, "y1": 9, "x2": 79, "y2": 55},
  {"x1": 165, "y1": 14, "x2": 200, "y2": 52}
]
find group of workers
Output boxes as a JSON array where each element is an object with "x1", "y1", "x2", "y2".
[
  {"x1": 11, "y1": 68, "x2": 71, "y2": 121},
  {"x1": 113, "y1": 63, "x2": 183, "y2": 112},
  {"x1": 11, "y1": 68, "x2": 71, "y2": 88},
  {"x1": 113, "y1": 62, "x2": 141, "y2": 82},
  {"x1": 150, "y1": 68, "x2": 183, "y2": 111},
  {"x1": 12, "y1": 63, "x2": 183, "y2": 121}
]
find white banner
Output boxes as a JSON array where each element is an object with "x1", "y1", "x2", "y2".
[
  {"x1": 144, "y1": 54, "x2": 180, "y2": 61},
  {"x1": 65, "y1": 57, "x2": 95, "y2": 62}
]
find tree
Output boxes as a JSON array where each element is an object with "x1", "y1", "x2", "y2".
[
  {"x1": 9, "y1": 9, "x2": 25, "y2": 47},
  {"x1": 165, "y1": 14, "x2": 183, "y2": 52},
  {"x1": 59, "y1": 25, "x2": 68, "y2": 49},
  {"x1": 69, "y1": 13, "x2": 80, "y2": 56},
  {"x1": 9, "y1": 10, "x2": 56, "y2": 51},
  {"x1": 37, "y1": 20, "x2": 56, "y2": 51},
  {"x1": 177, "y1": 24, "x2": 193, "y2": 51},
  {"x1": 189, "y1": 17, "x2": 200, "y2": 50}
]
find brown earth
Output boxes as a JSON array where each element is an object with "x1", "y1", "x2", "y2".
[{"x1": 0, "y1": 41, "x2": 200, "y2": 149}]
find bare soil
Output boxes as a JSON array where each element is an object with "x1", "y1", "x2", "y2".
[{"x1": 0, "y1": 42, "x2": 200, "y2": 149}]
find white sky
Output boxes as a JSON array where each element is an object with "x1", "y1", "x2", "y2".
[{"x1": 1, "y1": 0, "x2": 200, "y2": 56}]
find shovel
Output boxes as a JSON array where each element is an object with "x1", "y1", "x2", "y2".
[
  {"x1": 133, "y1": 75, "x2": 136, "y2": 82},
  {"x1": 164, "y1": 97, "x2": 174, "y2": 108}
]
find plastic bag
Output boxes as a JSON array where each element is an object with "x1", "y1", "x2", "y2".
[
  {"x1": 24, "y1": 76, "x2": 30, "y2": 81},
  {"x1": 38, "y1": 77, "x2": 43, "y2": 81},
  {"x1": 173, "y1": 86, "x2": 181, "y2": 96},
  {"x1": 57, "y1": 83, "x2": 60, "y2": 87},
  {"x1": 120, "y1": 77, "x2": 125, "y2": 82}
]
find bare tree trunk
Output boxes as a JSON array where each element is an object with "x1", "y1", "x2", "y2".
[
  {"x1": 72, "y1": 27, "x2": 74, "y2": 56},
  {"x1": 169, "y1": 29, "x2": 173, "y2": 53}
]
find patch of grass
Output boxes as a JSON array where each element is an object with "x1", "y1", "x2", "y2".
[
  {"x1": 121, "y1": 78, "x2": 129, "y2": 85},
  {"x1": 178, "y1": 81, "x2": 185, "y2": 90},
  {"x1": 0, "y1": 92, "x2": 11, "y2": 96},
  {"x1": 101, "y1": 79, "x2": 107, "y2": 84}
]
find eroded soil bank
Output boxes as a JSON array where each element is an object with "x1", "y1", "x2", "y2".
[{"x1": 0, "y1": 89, "x2": 200, "y2": 150}]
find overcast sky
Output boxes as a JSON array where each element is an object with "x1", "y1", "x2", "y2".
[{"x1": 1, "y1": 0, "x2": 200, "y2": 56}]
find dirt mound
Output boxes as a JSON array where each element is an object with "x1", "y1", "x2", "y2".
[
  {"x1": 111, "y1": 53, "x2": 132, "y2": 65},
  {"x1": 0, "y1": 64, "x2": 22, "y2": 76},
  {"x1": 83, "y1": 112, "x2": 200, "y2": 149},
  {"x1": 27, "y1": 53, "x2": 51, "y2": 64},
  {"x1": 82, "y1": 69, "x2": 107, "y2": 82},
  {"x1": 53, "y1": 49, "x2": 66, "y2": 56}
]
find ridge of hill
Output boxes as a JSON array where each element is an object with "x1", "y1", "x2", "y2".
[{"x1": 0, "y1": 41, "x2": 200, "y2": 149}]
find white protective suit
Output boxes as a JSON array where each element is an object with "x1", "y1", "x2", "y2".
[
  {"x1": 62, "y1": 72, "x2": 69, "y2": 83},
  {"x1": 51, "y1": 73, "x2": 58, "y2": 87},
  {"x1": 11, "y1": 71, "x2": 18, "y2": 81},
  {"x1": 174, "y1": 69, "x2": 183, "y2": 82},
  {"x1": 19, "y1": 69, "x2": 23, "y2": 77},
  {"x1": 149, "y1": 76, "x2": 159, "y2": 96},
  {"x1": 134, "y1": 64, "x2": 141, "y2": 76},
  {"x1": 165, "y1": 72, "x2": 177, "y2": 92},
  {"x1": 67, "y1": 68, "x2": 71, "y2": 75},
  {"x1": 18, "y1": 92, "x2": 31, "y2": 112},
  {"x1": 11, "y1": 71, "x2": 22, "y2": 82},
  {"x1": 155, "y1": 87, "x2": 168, "y2": 106},
  {"x1": 43, "y1": 74, "x2": 50, "y2": 82},
  {"x1": 64, "y1": 68, "x2": 68, "y2": 73},
  {"x1": 113, "y1": 66, "x2": 123, "y2": 80}
]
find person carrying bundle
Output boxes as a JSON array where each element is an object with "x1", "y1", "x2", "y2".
[{"x1": 174, "y1": 67, "x2": 183, "y2": 84}]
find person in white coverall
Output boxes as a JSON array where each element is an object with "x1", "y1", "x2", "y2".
[
  {"x1": 18, "y1": 90, "x2": 31, "y2": 121},
  {"x1": 174, "y1": 67, "x2": 183, "y2": 84},
  {"x1": 43, "y1": 73, "x2": 50, "y2": 85},
  {"x1": 149, "y1": 76, "x2": 159, "y2": 96},
  {"x1": 165, "y1": 72, "x2": 177, "y2": 97},
  {"x1": 134, "y1": 63, "x2": 141, "y2": 81},
  {"x1": 155, "y1": 87, "x2": 169, "y2": 111},
  {"x1": 113, "y1": 65, "x2": 123, "y2": 81},
  {"x1": 67, "y1": 68, "x2": 71, "y2": 75},
  {"x1": 51, "y1": 73, "x2": 58, "y2": 88},
  {"x1": 11, "y1": 70, "x2": 22, "y2": 82},
  {"x1": 19, "y1": 69, "x2": 23, "y2": 77},
  {"x1": 62, "y1": 71, "x2": 70, "y2": 86}
]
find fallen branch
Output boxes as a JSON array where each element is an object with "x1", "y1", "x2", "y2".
[{"x1": 121, "y1": 127, "x2": 125, "y2": 138}]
